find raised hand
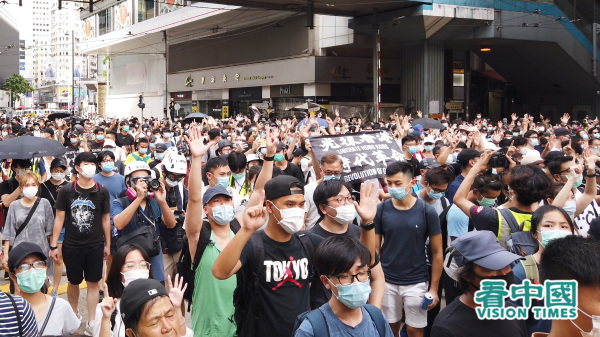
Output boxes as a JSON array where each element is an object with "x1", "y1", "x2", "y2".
[
  {"x1": 511, "y1": 113, "x2": 518, "y2": 122},
  {"x1": 167, "y1": 274, "x2": 188, "y2": 309},
  {"x1": 417, "y1": 110, "x2": 423, "y2": 118},
  {"x1": 184, "y1": 126, "x2": 215, "y2": 159},
  {"x1": 354, "y1": 180, "x2": 377, "y2": 224},
  {"x1": 265, "y1": 127, "x2": 279, "y2": 157},
  {"x1": 100, "y1": 284, "x2": 117, "y2": 319},
  {"x1": 561, "y1": 113, "x2": 570, "y2": 125},
  {"x1": 240, "y1": 191, "x2": 268, "y2": 232}
]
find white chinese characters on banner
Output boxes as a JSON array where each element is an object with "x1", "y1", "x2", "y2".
[{"x1": 310, "y1": 131, "x2": 403, "y2": 183}]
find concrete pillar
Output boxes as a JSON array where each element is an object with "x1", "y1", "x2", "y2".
[
  {"x1": 401, "y1": 40, "x2": 444, "y2": 116},
  {"x1": 98, "y1": 83, "x2": 107, "y2": 117}
]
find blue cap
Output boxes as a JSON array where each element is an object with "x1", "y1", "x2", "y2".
[
  {"x1": 203, "y1": 185, "x2": 232, "y2": 206},
  {"x1": 450, "y1": 231, "x2": 523, "y2": 270}
]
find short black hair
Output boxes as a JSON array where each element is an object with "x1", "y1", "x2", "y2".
[
  {"x1": 546, "y1": 156, "x2": 573, "y2": 176},
  {"x1": 529, "y1": 204, "x2": 575, "y2": 236},
  {"x1": 508, "y1": 165, "x2": 553, "y2": 206},
  {"x1": 512, "y1": 136, "x2": 527, "y2": 147},
  {"x1": 208, "y1": 128, "x2": 221, "y2": 140},
  {"x1": 313, "y1": 180, "x2": 353, "y2": 218},
  {"x1": 227, "y1": 152, "x2": 247, "y2": 173},
  {"x1": 472, "y1": 173, "x2": 503, "y2": 194},
  {"x1": 424, "y1": 167, "x2": 452, "y2": 186},
  {"x1": 74, "y1": 152, "x2": 97, "y2": 167},
  {"x1": 401, "y1": 135, "x2": 419, "y2": 146},
  {"x1": 11, "y1": 159, "x2": 32, "y2": 169},
  {"x1": 138, "y1": 137, "x2": 149, "y2": 145},
  {"x1": 204, "y1": 157, "x2": 228, "y2": 175},
  {"x1": 541, "y1": 236, "x2": 600, "y2": 287},
  {"x1": 94, "y1": 128, "x2": 105, "y2": 135},
  {"x1": 96, "y1": 150, "x2": 115, "y2": 165},
  {"x1": 386, "y1": 161, "x2": 414, "y2": 179},
  {"x1": 314, "y1": 236, "x2": 371, "y2": 277}
]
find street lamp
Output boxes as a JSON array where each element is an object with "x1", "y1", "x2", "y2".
[{"x1": 65, "y1": 30, "x2": 74, "y2": 115}]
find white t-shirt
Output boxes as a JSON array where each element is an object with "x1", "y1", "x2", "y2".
[
  {"x1": 38, "y1": 296, "x2": 80, "y2": 336},
  {"x1": 303, "y1": 181, "x2": 319, "y2": 230}
]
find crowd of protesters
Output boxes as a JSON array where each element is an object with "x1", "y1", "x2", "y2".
[{"x1": 0, "y1": 109, "x2": 598, "y2": 337}]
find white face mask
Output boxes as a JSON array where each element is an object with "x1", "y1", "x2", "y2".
[
  {"x1": 326, "y1": 204, "x2": 356, "y2": 225},
  {"x1": 271, "y1": 203, "x2": 305, "y2": 234},
  {"x1": 22, "y1": 186, "x2": 38, "y2": 200},
  {"x1": 571, "y1": 308, "x2": 600, "y2": 337},
  {"x1": 564, "y1": 201, "x2": 577, "y2": 217},
  {"x1": 461, "y1": 135, "x2": 467, "y2": 142},
  {"x1": 165, "y1": 177, "x2": 179, "y2": 187},
  {"x1": 80, "y1": 165, "x2": 96, "y2": 179},
  {"x1": 51, "y1": 172, "x2": 65, "y2": 181},
  {"x1": 121, "y1": 269, "x2": 150, "y2": 287}
]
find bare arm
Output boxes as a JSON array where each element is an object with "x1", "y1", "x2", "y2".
[
  {"x1": 1, "y1": 186, "x2": 21, "y2": 208},
  {"x1": 454, "y1": 150, "x2": 494, "y2": 218},
  {"x1": 367, "y1": 262, "x2": 384, "y2": 308},
  {"x1": 113, "y1": 192, "x2": 144, "y2": 230},
  {"x1": 428, "y1": 233, "x2": 443, "y2": 310}
]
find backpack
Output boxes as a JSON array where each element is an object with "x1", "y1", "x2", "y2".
[
  {"x1": 522, "y1": 254, "x2": 540, "y2": 283},
  {"x1": 292, "y1": 304, "x2": 388, "y2": 336},
  {"x1": 436, "y1": 198, "x2": 451, "y2": 252},
  {"x1": 177, "y1": 218, "x2": 241, "y2": 311},
  {"x1": 500, "y1": 208, "x2": 537, "y2": 256},
  {"x1": 233, "y1": 231, "x2": 316, "y2": 337}
]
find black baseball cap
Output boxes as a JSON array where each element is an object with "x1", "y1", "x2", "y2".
[
  {"x1": 120, "y1": 279, "x2": 169, "y2": 325},
  {"x1": 554, "y1": 127, "x2": 570, "y2": 137},
  {"x1": 8, "y1": 242, "x2": 46, "y2": 273},
  {"x1": 203, "y1": 185, "x2": 232, "y2": 206},
  {"x1": 457, "y1": 148, "x2": 481, "y2": 167},
  {"x1": 264, "y1": 175, "x2": 304, "y2": 201},
  {"x1": 50, "y1": 157, "x2": 67, "y2": 169},
  {"x1": 155, "y1": 143, "x2": 167, "y2": 152}
]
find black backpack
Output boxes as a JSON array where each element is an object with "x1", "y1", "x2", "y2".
[
  {"x1": 177, "y1": 218, "x2": 241, "y2": 311},
  {"x1": 233, "y1": 231, "x2": 316, "y2": 337}
]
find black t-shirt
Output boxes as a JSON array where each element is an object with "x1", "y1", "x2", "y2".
[
  {"x1": 282, "y1": 162, "x2": 305, "y2": 186},
  {"x1": 40, "y1": 180, "x2": 69, "y2": 216},
  {"x1": 55, "y1": 181, "x2": 111, "y2": 248},
  {"x1": 407, "y1": 156, "x2": 420, "y2": 178},
  {"x1": 0, "y1": 177, "x2": 19, "y2": 226},
  {"x1": 431, "y1": 299, "x2": 527, "y2": 337},
  {"x1": 115, "y1": 133, "x2": 134, "y2": 148},
  {"x1": 238, "y1": 230, "x2": 323, "y2": 337},
  {"x1": 90, "y1": 140, "x2": 104, "y2": 153}
]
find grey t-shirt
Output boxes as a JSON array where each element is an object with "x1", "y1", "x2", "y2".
[
  {"x1": 37, "y1": 296, "x2": 81, "y2": 336},
  {"x1": 2, "y1": 198, "x2": 54, "y2": 255},
  {"x1": 295, "y1": 303, "x2": 394, "y2": 337},
  {"x1": 416, "y1": 192, "x2": 448, "y2": 216}
]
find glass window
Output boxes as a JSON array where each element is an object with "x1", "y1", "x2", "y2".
[{"x1": 138, "y1": 0, "x2": 155, "y2": 22}]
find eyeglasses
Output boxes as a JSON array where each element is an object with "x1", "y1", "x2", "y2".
[
  {"x1": 123, "y1": 261, "x2": 151, "y2": 271},
  {"x1": 327, "y1": 195, "x2": 353, "y2": 205},
  {"x1": 16, "y1": 260, "x2": 47, "y2": 273},
  {"x1": 324, "y1": 171, "x2": 342, "y2": 176},
  {"x1": 329, "y1": 270, "x2": 371, "y2": 285},
  {"x1": 101, "y1": 159, "x2": 114, "y2": 164},
  {"x1": 131, "y1": 175, "x2": 152, "y2": 183}
]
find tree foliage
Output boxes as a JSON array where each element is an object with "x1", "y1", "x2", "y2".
[{"x1": 2, "y1": 74, "x2": 33, "y2": 101}]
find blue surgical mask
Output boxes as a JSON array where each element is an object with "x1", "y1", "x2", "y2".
[
  {"x1": 566, "y1": 174, "x2": 584, "y2": 188},
  {"x1": 102, "y1": 162, "x2": 115, "y2": 173},
  {"x1": 214, "y1": 176, "x2": 230, "y2": 188},
  {"x1": 582, "y1": 134, "x2": 589, "y2": 141},
  {"x1": 563, "y1": 201, "x2": 577, "y2": 217},
  {"x1": 155, "y1": 152, "x2": 165, "y2": 160},
  {"x1": 427, "y1": 188, "x2": 444, "y2": 200},
  {"x1": 530, "y1": 139, "x2": 539, "y2": 147},
  {"x1": 324, "y1": 175, "x2": 341, "y2": 181},
  {"x1": 274, "y1": 154, "x2": 285, "y2": 162},
  {"x1": 408, "y1": 146, "x2": 418, "y2": 155},
  {"x1": 260, "y1": 148, "x2": 267, "y2": 155},
  {"x1": 537, "y1": 229, "x2": 571, "y2": 248},
  {"x1": 210, "y1": 204, "x2": 235, "y2": 225},
  {"x1": 139, "y1": 148, "x2": 148, "y2": 154},
  {"x1": 96, "y1": 135, "x2": 105, "y2": 141},
  {"x1": 424, "y1": 145, "x2": 434, "y2": 152},
  {"x1": 335, "y1": 127, "x2": 341, "y2": 132},
  {"x1": 164, "y1": 132, "x2": 172, "y2": 138},
  {"x1": 594, "y1": 133, "x2": 600, "y2": 139},
  {"x1": 478, "y1": 195, "x2": 496, "y2": 207},
  {"x1": 105, "y1": 147, "x2": 115, "y2": 153},
  {"x1": 70, "y1": 137, "x2": 77, "y2": 144},
  {"x1": 327, "y1": 278, "x2": 371, "y2": 309},
  {"x1": 491, "y1": 168, "x2": 498, "y2": 175},
  {"x1": 389, "y1": 186, "x2": 409, "y2": 200},
  {"x1": 232, "y1": 172, "x2": 245, "y2": 181},
  {"x1": 123, "y1": 126, "x2": 129, "y2": 132},
  {"x1": 16, "y1": 268, "x2": 47, "y2": 293}
]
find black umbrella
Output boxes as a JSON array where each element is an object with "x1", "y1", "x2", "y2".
[
  {"x1": 47, "y1": 112, "x2": 71, "y2": 121},
  {"x1": 0, "y1": 136, "x2": 67, "y2": 160},
  {"x1": 411, "y1": 118, "x2": 444, "y2": 130},
  {"x1": 183, "y1": 112, "x2": 208, "y2": 123}
]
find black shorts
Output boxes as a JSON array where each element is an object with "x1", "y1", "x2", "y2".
[{"x1": 62, "y1": 244, "x2": 104, "y2": 285}]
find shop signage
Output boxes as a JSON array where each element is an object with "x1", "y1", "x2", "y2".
[
  {"x1": 445, "y1": 102, "x2": 463, "y2": 110},
  {"x1": 244, "y1": 75, "x2": 274, "y2": 81},
  {"x1": 271, "y1": 84, "x2": 304, "y2": 98},
  {"x1": 185, "y1": 75, "x2": 193, "y2": 87},
  {"x1": 172, "y1": 92, "x2": 192, "y2": 101}
]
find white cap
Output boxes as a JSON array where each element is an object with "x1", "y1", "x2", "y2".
[
  {"x1": 423, "y1": 136, "x2": 435, "y2": 144},
  {"x1": 246, "y1": 153, "x2": 260, "y2": 163},
  {"x1": 103, "y1": 139, "x2": 116, "y2": 148}
]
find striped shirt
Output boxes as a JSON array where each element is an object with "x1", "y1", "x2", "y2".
[{"x1": 0, "y1": 291, "x2": 38, "y2": 337}]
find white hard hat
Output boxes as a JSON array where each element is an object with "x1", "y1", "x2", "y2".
[
  {"x1": 124, "y1": 161, "x2": 152, "y2": 179},
  {"x1": 246, "y1": 153, "x2": 260, "y2": 163},
  {"x1": 162, "y1": 151, "x2": 187, "y2": 174}
]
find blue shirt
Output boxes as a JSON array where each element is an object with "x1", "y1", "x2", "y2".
[
  {"x1": 447, "y1": 204, "x2": 469, "y2": 239},
  {"x1": 446, "y1": 174, "x2": 465, "y2": 204},
  {"x1": 93, "y1": 173, "x2": 127, "y2": 202},
  {"x1": 295, "y1": 303, "x2": 394, "y2": 337},
  {"x1": 0, "y1": 291, "x2": 38, "y2": 337},
  {"x1": 111, "y1": 197, "x2": 165, "y2": 282}
]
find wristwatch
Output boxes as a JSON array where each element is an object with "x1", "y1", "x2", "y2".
[
  {"x1": 263, "y1": 155, "x2": 274, "y2": 161},
  {"x1": 360, "y1": 222, "x2": 375, "y2": 230},
  {"x1": 49, "y1": 246, "x2": 58, "y2": 251}
]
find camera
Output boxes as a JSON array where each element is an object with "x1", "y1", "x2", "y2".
[
  {"x1": 146, "y1": 178, "x2": 161, "y2": 191},
  {"x1": 489, "y1": 152, "x2": 509, "y2": 169}
]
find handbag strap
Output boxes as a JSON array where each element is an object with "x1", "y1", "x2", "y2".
[
  {"x1": 6, "y1": 293, "x2": 23, "y2": 337},
  {"x1": 15, "y1": 198, "x2": 41, "y2": 238},
  {"x1": 39, "y1": 296, "x2": 56, "y2": 336},
  {"x1": 138, "y1": 204, "x2": 158, "y2": 236}
]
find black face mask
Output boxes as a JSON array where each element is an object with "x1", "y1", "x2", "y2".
[
  {"x1": 471, "y1": 271, "x2": 515, "y2": 291},
  {"x1": 561, "y1": 140, "x2": 571, "y2": 147}
]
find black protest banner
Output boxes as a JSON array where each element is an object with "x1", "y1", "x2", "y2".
[{"x1": 310, "y1": 131, "x2": 403, "y2": 183}]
